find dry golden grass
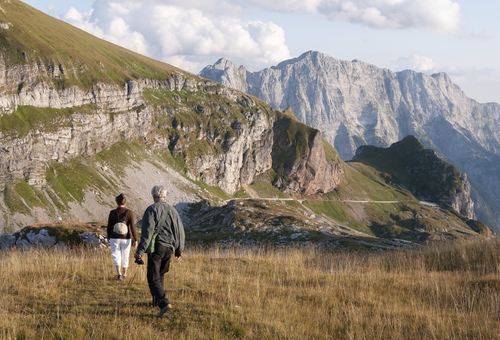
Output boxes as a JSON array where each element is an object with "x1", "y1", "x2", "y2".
[{"x1": 2, "y1": 238, "x2": 500, "y2": 339}]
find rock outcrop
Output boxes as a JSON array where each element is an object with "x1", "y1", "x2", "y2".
[
  {"x1": 450, "y1": 173, "x2": 476, "y2": 220},
  {"x1": 179, "y1": 96, "x2": 276, "y2": 195},
  {"x1": 0, "y1": 226, "x2": 108, "y2": 249},
  {"x1": 272, "y1": 113, "x2": 343, "y2": 195}
]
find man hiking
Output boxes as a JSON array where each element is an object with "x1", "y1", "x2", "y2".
[{"x1": 134, "y1": 184, "x2": 185, "y2": 318}]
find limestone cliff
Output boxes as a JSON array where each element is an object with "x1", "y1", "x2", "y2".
[
  {"x1": 0, "y1": 57, "x2": 343, "y2": 230},
  {"x1": 1, "y1": 74, "x2": 257, "y2": 178}
]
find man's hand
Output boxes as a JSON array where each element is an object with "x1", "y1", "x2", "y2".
[
  {"x1": 132, "y1": 240, "x2": 138, "y2": 249},
  {"x1": 134, "y1": 253, "x2": 144, "y2": 265}
]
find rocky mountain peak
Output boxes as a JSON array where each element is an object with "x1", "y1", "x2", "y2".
[{"x1": 200, "y1": 58, "x2": 248, "y2": 92}]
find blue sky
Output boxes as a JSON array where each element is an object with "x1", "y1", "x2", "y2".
[{"x1": 22, "y1": 0, "x2": 500, "y2": 104}]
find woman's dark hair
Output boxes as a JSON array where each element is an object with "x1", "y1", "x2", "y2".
[{"x1": 115, "y1": 193, "x2": 126, "y2": 205}]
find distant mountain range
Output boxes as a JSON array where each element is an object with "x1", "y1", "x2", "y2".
[{"x1": 199, "y1": 51, "x2": 500, "y2": 231}]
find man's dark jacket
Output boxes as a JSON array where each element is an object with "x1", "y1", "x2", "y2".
[{"x1": 136, "y1": 200, "x2": 185, "y2": 257}]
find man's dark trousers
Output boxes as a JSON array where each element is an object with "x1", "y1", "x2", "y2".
[{"x1": 147, "y1": 243, "x2": 173, "y2": 309}]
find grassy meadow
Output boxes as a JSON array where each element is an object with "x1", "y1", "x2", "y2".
[{"x1": 2, "y1": 238, "x2": 500, "y2": 339}]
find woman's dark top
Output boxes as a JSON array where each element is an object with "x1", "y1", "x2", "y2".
[{"x1": 106, "y1": 206, "x2": 138, "y2": 240}]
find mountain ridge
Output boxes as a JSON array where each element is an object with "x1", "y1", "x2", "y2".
[{"x1": 199, "y1": 51, "x2": 500, "y2": 231}]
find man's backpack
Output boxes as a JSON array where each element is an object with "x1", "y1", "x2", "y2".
[{"x1": 113, "y1": 209, "x2": 129, "y2": 236}]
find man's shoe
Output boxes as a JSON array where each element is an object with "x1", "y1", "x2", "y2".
[
  {"x1": 158, "y1": 303, "x2": 172, "y2": 318},
  {"x1": 117, "y1": 275, "x2": 122, "y2": 281}
]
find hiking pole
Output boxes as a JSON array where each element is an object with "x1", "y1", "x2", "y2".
[{"x1": 126, "y1": 271, "x2": 137, "y2": 291}]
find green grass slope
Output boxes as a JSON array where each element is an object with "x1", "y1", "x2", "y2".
[{"x1": 0, "y1": 0, "x2": 180, "y2": 89}]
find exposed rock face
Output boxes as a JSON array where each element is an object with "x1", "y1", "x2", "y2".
[
  {"x1": 272, "y1": 115, "x2": 343, "y2": 195},
  {"x1": 0, "y1": 51, "x2": 213, "y2": 116},
  {"x1": 284, "y1": 131, "x2": 342, "y2": 196},
  {"x1": 182, "y1": 97, "x2": 276, "y2": 195},
  {"x1": 0, "y1": 60, "x2": 139, "y2": 114},
  {"x1": 200, "y1": 51, "x2": 500, "y2": 229},
  {"x1": 451, "y1": 173, "x2": 476, "y2": 220},
  {"x1": 0, "y1": 51, "x2": 272, "y2": 195},
  {"x1": 0, "y1": 109, "x2": 153, "y2": 187},
  {"x1": 0, "y1": 226, "x2": 108, "y2": 249},
  {"x1": 199, "y1": 58, "x2": 249, "y2": 94}
]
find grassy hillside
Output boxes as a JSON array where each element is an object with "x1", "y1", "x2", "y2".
[
  {"x1": 2, "y1": 239, "x2": 500, "y2": 339},
  {"x1": 0, "y1": 1, "x2": 179, "y2": 89}
]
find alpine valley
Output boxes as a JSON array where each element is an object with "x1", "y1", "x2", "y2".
[{"x1": 0, "y1": 1, "x2": 494, "y2": 250}]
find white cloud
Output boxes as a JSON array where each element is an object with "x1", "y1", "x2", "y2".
[
  {"x1": 63, "y1": 6, "x2": 150, "y2": 56},
  {"x1": 445, "y1": 66, "x2": 500, "y2": 103},
  {"x1": 316, "y1": 0, "x2": 462, "y2": 33},
  {"x1": 234, "y1": 0, "x2": 463, "y2": 34},
  {"x1": 230, "y1": 0, "x2": 322, "y2": 13},
  {"x1": 57, "y1": 0, "x2": 465, "y2": 76},
  {"x1": 393, "y1": 55, "x2": 437, "y2": 72},
  {"x1": 63, "y1": 7, "x2": 105, "y2": 37},
  {"x1": 61, "y1": 2, "x2": 291, "y2": 73}
]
